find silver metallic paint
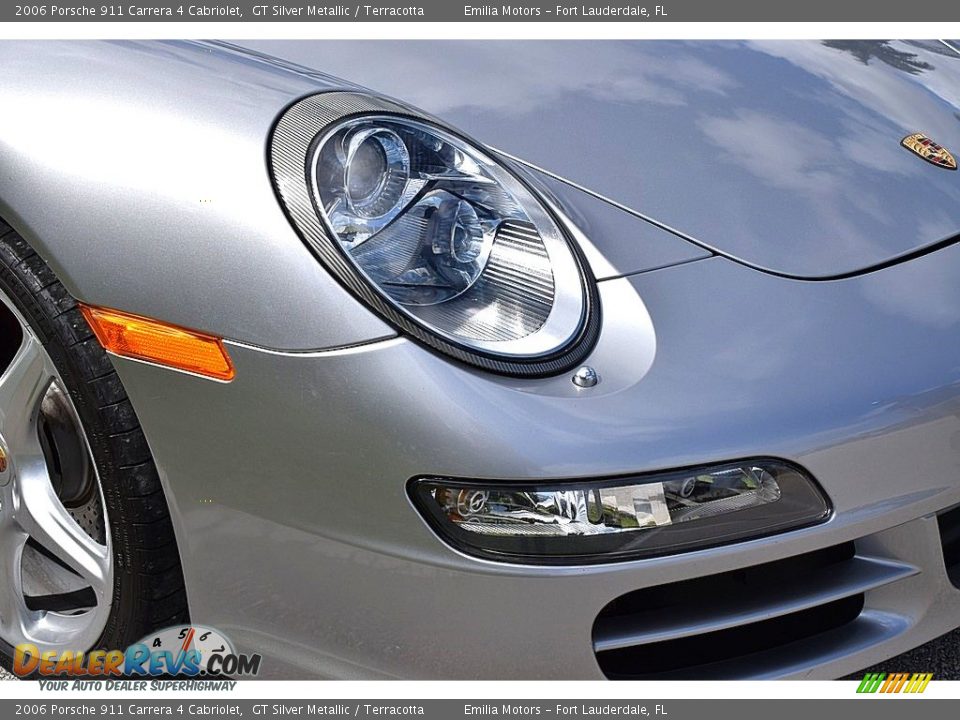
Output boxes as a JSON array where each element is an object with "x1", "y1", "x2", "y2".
[
  {"x1": 0, "y1": 40, "x2": 705, "y2": 351},
  {"x1": 3, "y1": 40, "x2": 960, "y2": 679},
  {"x1": 0, "y1": 40, "x2": 391, "y2": 352},
  {"x1": 112, "y1": 243, "x2": 960, "y2": 677},
  {"x1": 243, "y1": 39, "x2": 960, "y2": 279}
]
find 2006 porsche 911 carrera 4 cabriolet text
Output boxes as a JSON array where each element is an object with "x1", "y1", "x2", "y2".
[{"x1": 2, "y1": 39, "x2": 960, "y2": 679}]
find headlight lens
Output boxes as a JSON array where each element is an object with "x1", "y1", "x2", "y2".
[
  {"x1": 269, "y1": 93, "x2": 599, "y2": 376},
  {"x1": 340, "y1": 127, "x2": 410, "y2": 219},
  {"x1": 311, "y1": 115, "x2": 590, "y2": 358},
  {"x1": 411, "y1": 461, "x2": 831, "y2": 564}
]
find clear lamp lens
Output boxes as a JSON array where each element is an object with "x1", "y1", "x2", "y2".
[
  {"x1": 311, "y1": 116, "x2": 588, "y2": 358},
  {"x1": 412, "y1": 461, "x2": 830, "y2": 563},
  {"x1": 342, "y1": 127, "x2": 410, "y2": 218}
]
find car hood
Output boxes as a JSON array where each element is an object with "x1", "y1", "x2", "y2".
[{"x1": 241, "y1": 40, "x2": 960, "y2": 278}]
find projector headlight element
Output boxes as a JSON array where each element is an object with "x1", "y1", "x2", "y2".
[
  {"x1": 270, "y1": 93, "x2": 599, "y2": 376},
  {"x1": 412, "y1": 460, "x2": 830, "y2": 564},
  {"x1": 340, "y1": 127, "x2": 410, "y2": 219}
]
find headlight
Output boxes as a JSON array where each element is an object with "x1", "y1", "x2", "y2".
[
  {"x1": 411, "y1": 461, "x2": 831, "y2": 564},
  {"x1": 270, "y1": 92, "x2": 599, "y2": 376}
]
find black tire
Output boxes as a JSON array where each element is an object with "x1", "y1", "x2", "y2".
[{"x1": 0, "y1": 216, "x2": 188, "y2": 667}]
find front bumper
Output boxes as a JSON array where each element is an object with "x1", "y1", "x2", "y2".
[{"x1": 108, "y1": 240, "x2": 960, "y2": 679}]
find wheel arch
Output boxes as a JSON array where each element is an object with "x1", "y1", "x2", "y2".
[{"x1": 0, "y1": 212, "x2": 195, "y2": 646}]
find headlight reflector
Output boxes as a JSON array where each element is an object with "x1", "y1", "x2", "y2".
[
  {"x1": 411, "y1": 461, "x2": 830, "y2": 564},
  {"x1": 341, "y1": 127, "x2": 410, "y2": 219},
  {"x1": 311, "y1": 115, "x2": 589, "y2": 355},
  {"x1": 269, "y1": 93, "x2": 599, "y2": 376}
]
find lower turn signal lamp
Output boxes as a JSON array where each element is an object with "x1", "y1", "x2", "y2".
[
  {"x1": 411, "y1": 460, "x2": 830, "y2": 564},
  {"x1": 80, "y1": 304, "x2": 235, "y2": 382}
]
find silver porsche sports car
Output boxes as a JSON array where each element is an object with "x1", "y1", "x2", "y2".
[{"x1": 1, "y1": 39, "x2": 960, "y2": 680}]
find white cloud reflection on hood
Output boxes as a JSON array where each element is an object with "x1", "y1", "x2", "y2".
[{"x1": 239, "y1": 40, "x2": 738, "y2": 115}]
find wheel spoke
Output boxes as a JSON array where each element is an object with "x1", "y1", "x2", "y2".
[
  {"x1": 0, "y1": 291, "x2": 113, "y2": 652},
  {"x1": 13, "y1": 461, "x2": 111, "y2": 594},
  {"x1": 0, "y1": 513, "x2": 33, "y2": 641},
  {"x1": 0, "y1": 334, "x2": 51, "y2": 450}
]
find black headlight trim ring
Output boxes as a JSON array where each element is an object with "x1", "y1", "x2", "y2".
[{"x1": 269, "y1": 91, "x2": 601, "y2": 378}]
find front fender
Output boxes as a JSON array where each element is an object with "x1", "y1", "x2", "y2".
[{"x1": 0, "y1": 40, "x2": 393, "y2": 352}]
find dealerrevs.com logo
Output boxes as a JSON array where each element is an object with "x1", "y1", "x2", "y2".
[{"x1": 14, "y1": 625, "x2": 261, "y2": 679}]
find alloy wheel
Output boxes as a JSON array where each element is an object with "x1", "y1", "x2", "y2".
[{"x1": 0, "y1": 289, "x2": 112, "y2": 653}]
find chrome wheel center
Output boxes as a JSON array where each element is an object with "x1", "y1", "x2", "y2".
[{"x1": 0, "y1": 291, "x2": 112, "y2": 653}]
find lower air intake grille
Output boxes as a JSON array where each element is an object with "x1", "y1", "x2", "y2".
[
  {"x1": 593, "y1": 542, "x2": 914, "y2": 679},
  {"x1": 938, "y1": 505, "x2": 960, "y2": 588}
]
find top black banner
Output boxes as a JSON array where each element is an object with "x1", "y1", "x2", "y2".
[{"x1": 5, "y1": 0, "x2": 960, "y2": 21}]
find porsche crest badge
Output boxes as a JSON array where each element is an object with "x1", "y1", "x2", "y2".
[{"x1": 901, "y1": 133, "x2": 958, "y2": 170}]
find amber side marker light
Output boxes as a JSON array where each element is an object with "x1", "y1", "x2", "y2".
[{"x1": 79, "y1": 304, "x2": 236, "y2": 382}]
